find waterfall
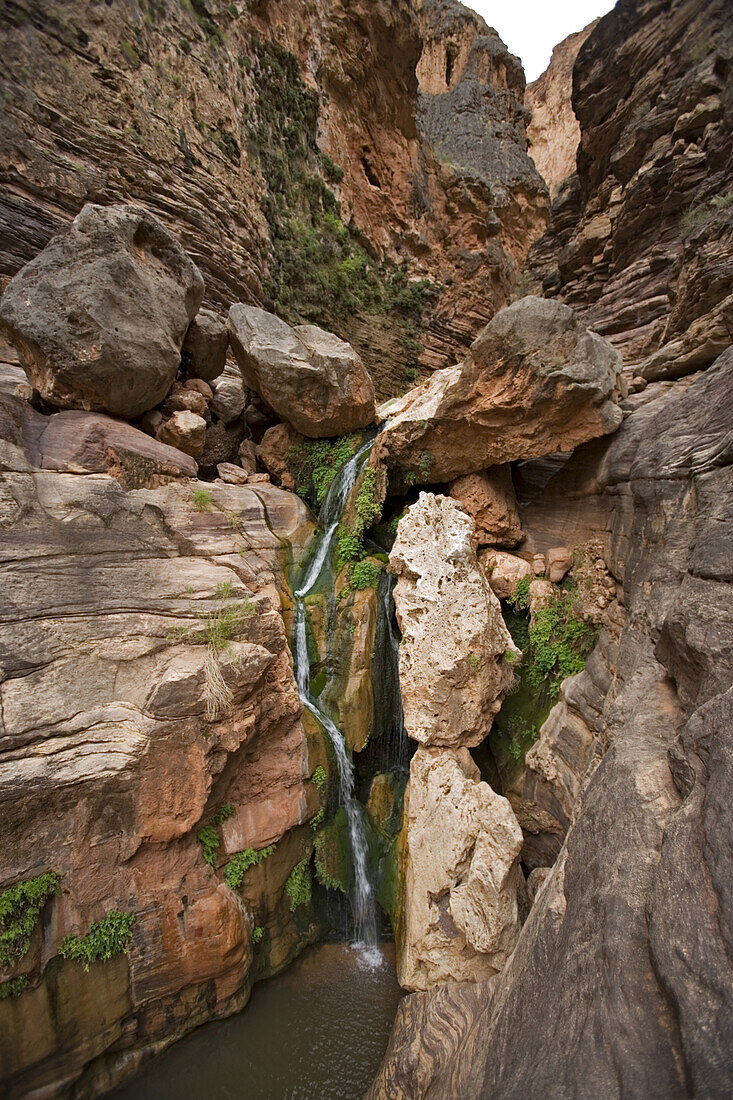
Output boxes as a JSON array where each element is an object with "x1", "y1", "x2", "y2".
[{"x1": 292, "y1": 438, "x2": 381, "y2": 963}]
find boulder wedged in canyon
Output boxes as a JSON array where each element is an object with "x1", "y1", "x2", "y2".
[
  {"x1": 376, "y1": 295, "x2": 625, "y2": 483},
  {"x1": 228, "y1": 305, "x2": 376, "y2": 438},
  {"x1": 182, "y1": 308, "x2": 229, "y2": 384},
  {"x1": 0, "y1": 203, "x2": 204, "y2": 418},
  {"x1": 390, "y1": 493, "x2": 519, "y2": 749},
  {"x1": 369, "y1": 347, "x2": 733, "y2": 1099},
  {"x1": 398, "y1": 747, "x2": 523, "y2": 992}
]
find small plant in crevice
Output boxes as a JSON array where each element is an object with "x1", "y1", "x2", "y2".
[
  {"x1": 0, "y1": 975, "x2": 29, "y2": 1000},
  {"x1": 251, "y1": 925, "x2": 264, "y2": 945},
  {"x1": 169, "y1": 593, "x2": 254, "y2": 720},
  {"x1": 59, "y1": 910, "x2": 136, "y2": 970},
  {"x1": 0, "y1": 872, "x2": 61, "y2": 967},
  {"x1": 212, "y1": 801, "x2": 234, "y2": 825},
  {"x1": 285, "y1": 859, "x2": 312, "y2": 911},
  {"x1": 312, "y1": 766, "x2": 326, "y2": 790},
  {"x1": 191, "y1": 487, "x2": 214, "y2": 512},
  {"x1": 350, "y1": 559, "x2": 383, "y2": 592},
  {"x1": 197, "y1": 825, "x2": 220, "y2": 867},
  {"x1": 224, "y1": 845, "x2": 275, "y2": 889}
]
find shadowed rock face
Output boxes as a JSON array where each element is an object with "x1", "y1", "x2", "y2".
[
  {"x1": 531, "y1": 0, "x2": 733, "y2": 379},
  {"x1": 368, "y1": 349, "x2": 733, "y2": 1099}
]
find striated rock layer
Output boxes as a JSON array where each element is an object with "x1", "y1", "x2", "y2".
[
  {"x1": 0, "y1": 0, "x2": 548, "y2": 393},
  {"x1": 369, "y1": 346, "x2": 733, "y2": 1099},
  {"x1": 0, "y1": 394, "x2": 325, "y2": 1098},
  {"x1": 530, "y1": 0, "x2": 733, "y2": 379}
]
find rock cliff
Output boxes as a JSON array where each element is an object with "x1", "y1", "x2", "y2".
[{"x1": 0, "y1": 0, "x2": 548, "y2": 396}]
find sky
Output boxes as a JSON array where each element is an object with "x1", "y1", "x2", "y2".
[{"x1": 465, "y1": 0, "x2": 617, "y2": 81}]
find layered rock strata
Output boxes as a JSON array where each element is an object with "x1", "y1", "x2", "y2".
[
  {"x1": 369, "y1": 345, "x2": 733, "y2": 1099},
  {"x1": 0, "y1": 391, "x2": 325, "y2": 1097},
  {"x1": 531, "y1": 0, "x2": 733, "y2": 379}
]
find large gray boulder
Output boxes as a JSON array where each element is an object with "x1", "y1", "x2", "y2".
[
  {"x1": 227, "y1": 304, "x2": 376, "y2": 438},
  {"x1": 182, "y1": 307, "x2": 228, "y2": 383},
  {"x1": 0, "y1": 203, "x2": 204, "y2": 418}
]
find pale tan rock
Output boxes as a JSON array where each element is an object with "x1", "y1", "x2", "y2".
[
  {"x1": 211, "y1": 363, "x2": 246, "y2": 424},
  {"x1": 532, "y1": 554, "x2": 547, "y2": 576},
  {"x1": 248, "y1": 472, "x2": 271, "y2": 484},
  {"x1": 526, "y1": 22, "x2": 598, "y2": 194},
  {"x1": 390, "y1": 493, "x2": 519, "y2": 748},
  {"x1": 478, "y1": 549, "x2": 532, "y2": 601},
  {"x1": 529, "y1": 578, "x2": 555, "y2": 617},
  {"x1": 449, "y1": 466, "x2": 523, "y2": 547},
  {"x1": 375, "y1": 297, "x2": 624, "y2": 483},
  {"x1": 157, "y1": 410, "x2": 207, "y2": 459},
  {"x1": 546, "y1": 546, "x2": 573, "y2": 582},
  {"x1": 398, "y1": 746, "x2": 524, "y2": 991},
  {"x1": 216, "y1": 462, "x2": 248, "y2": 485}
]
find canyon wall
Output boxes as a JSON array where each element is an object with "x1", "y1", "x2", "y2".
[
  {"x1": 369, "y1": 0, "x2": 733, "y2": 1094},
  {"x1": 0, "y1": 0, "x2": 548, "y2": 396}
]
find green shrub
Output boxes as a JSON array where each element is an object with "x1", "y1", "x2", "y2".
[
  {"x1": 251, "y1": 925, "x2": 264, "y2": 945},
  {"x1": 0, "y1": 873, "x2": 60, "y2": 967},
  {"x1": 312, "y1": 765, "x2": 326, "y2": 789},
  {"x1": 224, "y1": 845, "x2": 275, "y2": 889},
  {"x1": 0, "y1": 976, "x2": 29, "y2": 1000},
  {"x1": 354, "y1": 467, "x2": 382, "y2": 535},
  {"x1": 335, "y1": 526, "x2": 364, "y2": 571},
  {"x1": 508, "y1": 575, "x2": 531, "y2": 611},
  {"x1": 197, "y1": 825, "x2": 220, "y2": 867},
  {"x1": 287, "y1": 434, "x2": 360, "y2": 508},
  {"x1": 351, "y1": 559, "x2": 382, "y2": 591},
  {"x1": 285, "y1": 859, "x2": 312, "y2": 911},
  {"x1": 212, "y1": 801, "x2": 234, "y2": 825},
  {"x1": 526, "y1": 594, "x2": 597, "y2": 697},
  {"x1": 59, "y1": 911, "x2": 135, "y2": 968}
]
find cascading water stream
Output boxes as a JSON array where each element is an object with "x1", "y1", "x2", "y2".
[{"x1": 292, "y1": 437, "x2": 381, "y2": 962}]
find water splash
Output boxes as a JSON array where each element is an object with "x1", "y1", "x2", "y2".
[{"x1": 292, "y1": 437, "x2": 381, "y2": 962}]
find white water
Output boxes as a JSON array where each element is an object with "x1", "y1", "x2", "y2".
[{"x1": 293, "y1": 439, "x2": 381, "y2": 964}]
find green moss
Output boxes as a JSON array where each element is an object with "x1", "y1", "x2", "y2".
[
  {"x1": 197, "y1": 825, "x2": 220, "y2": 867},
  {"x1": 59, "y1": 911, "x2": 135, "y2": 968},
  {"x1": 354, "y1": 467, "x2": 382, "y2": 536},
  {"x1": 313, "y1": 809, "x2": 353, "y2": 894},
  {"x1": 335, "y1": 526, "x2": 364, "y2": 571},
  {"x1": 251, "y1": 925, "x2": 264, "y2": 945},
  {"x1": 312, "y1": 766, "x2": 326, "y2": 789},
  {"x1": 0, "y1": 976, "x2": 29, "y2": 1000},
  {"x1": 224, "y1": 845, "x2": 275, "y2": 889},
  {"x1": 287, "y1": 434, "x2": 361, "y2": 509},
  {"x1": 468, "y1": 652, "x2": 480, "y2": 669},
  {"x1": 508, "y1": 574, "x2": 531, "y2": 611},
  {"x1": 0, "y1": 873, "x2": 60, "y2": 968},
  {"x1": 285, "y1": 859, "x2": 312, "y2": 911}
]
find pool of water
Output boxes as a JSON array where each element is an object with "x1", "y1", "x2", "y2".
[{"x1": 110, "y1": 942, "x2": 402, "y2": 1100}]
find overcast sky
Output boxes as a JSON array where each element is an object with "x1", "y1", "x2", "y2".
[{"x1": 465, "y1": 0, "x2": 617, "y2": 81}]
